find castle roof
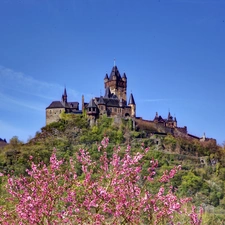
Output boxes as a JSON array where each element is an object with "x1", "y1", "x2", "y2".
[
  {"x1": 128, "y1": 93, "x2": 135, "y2": 105},
  {"x1": 95, "y1": 97, "x2": 130, "y2": 108},
  {"x1": 122, "y1": 73, "x2": 127, "y2": 79},
  {"x1": 103, "y1": 98, "x2": 120, "y2": 107},
  {"x1": 109, "y1": 66, "x2": 121, "y2": 80},
  {"x1": 104, "y1": 87, "x2": 112, "y2": 98},
  {"x1": 104, "y1": 73, "x2": 109, "y2": 80},
  {"x1": 88, "y1": 99, "x2": 97, "y2": 108},
  {"x1": 46, "y1": 101, "x2": 79, "y2": 109},
  {"x1": 154, "y1": 115, "x2": 165, "y2": 123},
  {"x1": 98, "y1": 96, "x2": 105, "y2": 105},
  {"x1": 46, "y1": 101, "x2": 64, "y2": 109},
  {"x1": 68, "y1": 102, "x2": 79, "y2": 109},
  {"x1": 64, "y1": 87, "x2": 67, "y2": 97}
]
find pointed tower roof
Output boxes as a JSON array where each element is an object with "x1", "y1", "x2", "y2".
[
  {"x1": 88, "y1": 99, "x2": 97, "y2": 108},
  {"x1": 167, "y1": 111, "x2": 173, "y2": 121},
  {"x1": 109, "y1": 66, "x2": 121, "y2": 80},
  {"x1": 98, "y1": 96, "x2": 105, "y2": 104},
  {"x1": 104, "y1": 87, "x2": 111, "y2": 98},
  {"x1": 104, "y1": 73, "x2": 109, "y2": 80},
  {"x1": 122, "y1": 73, "x2": 127, "y2": 79},
  {"x1": 63, "y1": 87, "x2": 67, "y2": 97},
  {"x1": 128, "y1": 93, "x2": 135, "y2": 105}
]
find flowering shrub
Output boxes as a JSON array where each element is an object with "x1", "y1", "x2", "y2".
[{"x1": 0, "y1": 137, "x2": 202, "y2": 224}]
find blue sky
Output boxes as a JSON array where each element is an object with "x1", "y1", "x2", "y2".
[{"x1": 0, "y1": 0, "x2": 224, "y2": 144}]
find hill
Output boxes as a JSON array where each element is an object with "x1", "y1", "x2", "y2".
[{"x1": 0, "y1": 113, "x2": 225, "y2": 222}]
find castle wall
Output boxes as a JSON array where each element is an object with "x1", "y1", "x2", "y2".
[
  {"x1": 46, "y1": 108, "x2": 64, "y2": 125},
  {"x1": 135, "y1": 118, "x2": 158, "y2": 132}
]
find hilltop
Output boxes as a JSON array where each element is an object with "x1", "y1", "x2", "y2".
[
  {"x1": 45, "y1": 65, "x2": 217, "y2": 144},
  {"x1": 0, "y1": 113, "x2": 225, "y2": 222}
]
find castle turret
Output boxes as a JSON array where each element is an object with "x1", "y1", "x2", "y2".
[
  {"x1": 174, "y1": 116, "x2": 177, "y2": 127},
  {"x1": 98, "y1": 96, "x2": 106, "y2": 114},
  {"x1": 128, "y1": 93, "x2": 136, "y2": 117},
  {"x1": 62, "y1": 87, "x2": 67, "y2": 103},
  {"x1": 104, "y1": 74, "x2": 109, "y2": 83},
  {"x1": 87, "y1": 99, "x2": 98, "y2": 126},
  {"x1": 104, "y1": 65, "x2": 127, "y2": 103},
  {"x1": 122, "y1": 73, "x2": 127, "y2": 82},
  {"x1": 104, "y1": 87, "x2": 111, "y2": 98}
]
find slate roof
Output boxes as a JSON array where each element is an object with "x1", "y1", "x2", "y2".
[
  {"x1": 68, "y1": 102, "x2": 79, "y2": 109},
  {"x1": 88, "y1": 99, "x2": 97, "y2": 108},
  {"x1": 64, "y1": 88, "x2": 67, "y2": 97},
  {"x1": 95, "y1": 97, "x2": 120, "y2": 107},
  {"x1": 128, "y1": 93, "x2": 135, "y2": 105},
  {"x1": 46, "y1": 101, "x2": 64, "y2": 109},
  {"x1": 167, "y1": 112, "x2": 173, "y2": 121},
  {"x1": 104, "y1": 87, "x2": 112, "y2": 98},
  {"x1": 46, "y1": 101, "x2": 79, "y2": 109},
  {"x1": 122, "y1": 73, "x2": 127, "y2": 79},
  {"x1": 154, "y1": 115, "x2": 165, "y2": 123},
  {"x1": 98, "y1": 96, "x2": 105, "y2": 104},
  {"x1": 104, "y1": 98, "x2": 120, "y2": 107},
  {"x1": 104, "y1": 74, "x2": 109, "y2": 79},
  {"x1": 109, "y1": 66, "x2": 121, "y2": 80}
]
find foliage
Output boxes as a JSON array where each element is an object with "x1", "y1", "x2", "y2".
[
  {"x1": 1, "y1": 115, "x2": 225, "y2": 218},
  {"x1": 0, "y1": 138, "x2": 203, "y2": 225}
]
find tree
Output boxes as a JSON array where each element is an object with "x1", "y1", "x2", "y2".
[{"x1": 0, "y1": 138, "x2": 202, "y2": 225}]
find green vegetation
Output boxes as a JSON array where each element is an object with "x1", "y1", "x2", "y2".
[{"x1": 0, "y1": 114, "x2": 225, "y2": 223}]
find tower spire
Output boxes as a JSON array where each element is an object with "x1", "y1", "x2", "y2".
[{"x1": 114, "y1": 58, "x2": 116, "y2": 67}]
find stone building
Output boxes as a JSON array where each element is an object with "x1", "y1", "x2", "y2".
[
  {"x1": 46, "y1": 88, "x2": 81, "y2": 125},
  {"x1": 46, "y1": 65, "x2": 136, "y2": 126},
  {"x1": 45, "y1": 64, "x2": 215, "y2": 143},
  {"x1": 86, "y1": 65, "x2": 136, "y2": 125},
  {"x1": 45, "y1": 64, "x2": 183, "y2": 133}
]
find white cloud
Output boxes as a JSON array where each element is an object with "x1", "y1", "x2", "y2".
[
  {"x1": 0, "y1": 65, "x2": 86, "y2": 113},
  {"x1": 0, "y1": 65, "x2": 80, "y2": 100},
  {"x1": 0, "y1": 92, "x2": 44, "y2": 112}
]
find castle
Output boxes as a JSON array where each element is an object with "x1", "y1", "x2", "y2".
[
  {"x1": 46, "y1": 64, "x2": 213, "y2": 142},
  {"x1": 46, "y1": 65, "x2": 136, "y2": 126}
]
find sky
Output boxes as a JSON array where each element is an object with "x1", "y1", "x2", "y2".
[{"x1": 0, "y1": 0, "x2": 225, "y2": 145}]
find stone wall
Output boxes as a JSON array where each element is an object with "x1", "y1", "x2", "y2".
[{"x1": 46, "y1": 108, "x2": 64, "y2": 125}]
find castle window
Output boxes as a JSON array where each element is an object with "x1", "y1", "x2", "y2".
[
  {"x1": 93, "y1": 108, "x2": 96, "y2": 112},
  {"x1": 89, "y1": 108, "x2": 91, "y2": 112},
  {"x1": 50, "y1": 110, "x2": 52, "y2": 114}
]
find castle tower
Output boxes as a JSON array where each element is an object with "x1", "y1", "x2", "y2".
[
  {"x1": 174, "y1": 116, "x2": 177, "y2": 127},
  {"x1": 62, "y1": 87, "x2": 67, "y2": 104},
  {"x1": 128, "y1": 93, "x2": 136, "y2": 117},
  {"x1": 87, "y1": 98, "x2": 98, "y2": 126},
  {"x1": 104, "y1": 65, "x2": 127, "y2": 103}
]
